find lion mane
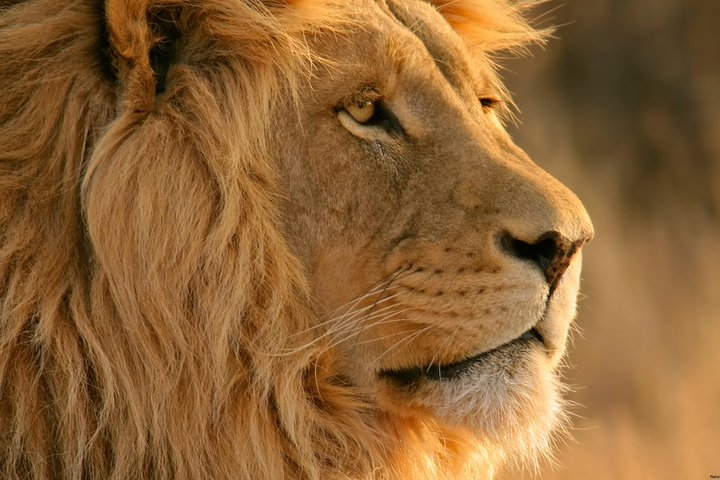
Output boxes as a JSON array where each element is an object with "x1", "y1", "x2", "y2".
[{"x1": 1, "y1": 1, "x2": 549, "y2": 478}]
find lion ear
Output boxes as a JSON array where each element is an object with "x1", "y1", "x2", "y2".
[{"x1": 104, "y1": 0, "x2": 183, "y2": 104}]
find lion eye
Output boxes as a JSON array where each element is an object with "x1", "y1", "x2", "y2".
[
  {"x1": 480, "y1": 97, "x2": 501, "y2": 111},
  {"x1": 337, "y1": 98, "x2": 403, "y2": 136},
  {"x1": 345, "y1": 100, "x2": 376, "y2": 124}
]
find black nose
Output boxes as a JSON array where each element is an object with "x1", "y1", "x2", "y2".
[{"x1": 501, "y1": 231, "x2": 581, "y2": 291}]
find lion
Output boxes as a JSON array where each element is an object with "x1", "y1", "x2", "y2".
[{"x1": 0, "y1": 0, "x2": 593, "y2": 478}]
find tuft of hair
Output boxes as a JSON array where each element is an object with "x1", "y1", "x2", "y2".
[
  {"x1": 1, "y1": 0, "x2": 550, "y2": 479},
  {"x1": 431, "y1": 0, "x2": 549, "y2": 52},
  {"x1": 431, "y1": 0, "x2": 551, "y2": 122}
]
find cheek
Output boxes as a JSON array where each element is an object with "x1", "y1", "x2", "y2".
[
  {"x1": 281, "y1": 138, "x2": 395, "y2": 233},
  {"x1": 279, "y1": 147, "x2": 406, "y2": 308},
  {"x1": 310, "y1": 244, "x2": 381, "y2": 312}
]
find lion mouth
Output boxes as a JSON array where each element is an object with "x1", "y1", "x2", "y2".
[{"x1": 378, "y1": 328, "x2": 544, "y2": 386}]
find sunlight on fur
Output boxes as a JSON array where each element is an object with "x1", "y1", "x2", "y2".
[{"x1": 0, "y1": 0, "x2": 591, "y2": 478}]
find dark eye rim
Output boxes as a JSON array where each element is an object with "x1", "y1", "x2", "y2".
[{"x1": 480, "y1": 97, "x2": 502, "y2": 111}]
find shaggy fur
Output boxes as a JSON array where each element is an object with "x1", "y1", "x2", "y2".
[{"x1": 0, "y1": 1, "x2": 589, "y2": 479}]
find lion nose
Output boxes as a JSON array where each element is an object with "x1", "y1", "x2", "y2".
[{"x1": 501, "y1": 231, "x2": 583, "y2": 291}]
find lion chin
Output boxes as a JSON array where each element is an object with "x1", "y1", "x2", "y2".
[{"x1": 0, "y1": 0, "x2": 592, "y2": 479}]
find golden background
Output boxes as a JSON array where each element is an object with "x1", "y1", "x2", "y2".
[{"x1": 501, "y1": 0, "x2": 720, "y2": 477}]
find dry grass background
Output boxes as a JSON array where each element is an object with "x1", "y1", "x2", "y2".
[{"x1": 498, "y1": 0, "x2": 720, "y2": 478}]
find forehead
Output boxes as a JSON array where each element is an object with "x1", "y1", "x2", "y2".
[
  {"x1": 348, "y1": 0, "x2": 493, "y2": 94},
  {"x1": 382, "y1": 0, "x2": 477, "y2": 89}
]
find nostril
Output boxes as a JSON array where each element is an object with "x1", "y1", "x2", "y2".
[
  {"x1": 506, "y1": 235, "x2": 558, "y2": 275},
  {"x1": 501, "y1": 231, "x2": 572, "y2": 290}
]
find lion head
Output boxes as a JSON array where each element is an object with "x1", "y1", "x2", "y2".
[{"x1": 0, "y1": 0, "x2": 592, "y2": 479}]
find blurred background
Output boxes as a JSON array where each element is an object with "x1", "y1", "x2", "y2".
[{"x1": 499, "y1": 0, "x2": 720, "y2": 478}]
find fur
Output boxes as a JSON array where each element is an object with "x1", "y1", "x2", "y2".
[{"x1": 0, "y1": 1, "x2": 576, "y2": 478}]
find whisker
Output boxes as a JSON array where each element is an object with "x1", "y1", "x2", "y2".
[
  {"x1": 326, "y1": 307, "x2": 411, "y2": 345},
  {"x1": 273, "y1": 289, "x2": 406, "y2": 357},
  {"x1": 316, "y1": 307, "x2": 411, "y2": 356},
  {"x1": 318, "y1": 292, "x2": 405, "y2": 341},
  {"x1": 317, "y1": 267, "x2": 416, "y2": 345},
  {"x1": 271, "y1": 265, "x2": 421, "y2": 357},
  {"x1": 375, "y1": 323, "x2": 434, "y2": 363},
  {"x1": 425, "y1": 322, "x2": 465, "y2": 373},
  {"x1": 287, "y1": 286, "x2": 403, "y2": 339},
  {"x1": 353, "y1": 326, "x2": 419, "y2": 346},
  {"x1": 287, "y1": 266, "x2": 415, "y2": 339}
]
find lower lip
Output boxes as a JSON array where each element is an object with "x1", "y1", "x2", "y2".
[{"x1": 378, "y1": 328, "x2": 544, "y2": 386}]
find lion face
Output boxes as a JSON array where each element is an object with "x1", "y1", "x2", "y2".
[
  {"x1": 0, "y1": 0, "x2": 592, "y2": 476},
  {"x1": 275, "y1": 0, "x2": 592, "y2": 455}
]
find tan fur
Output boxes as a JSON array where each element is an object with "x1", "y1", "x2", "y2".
[{"x1": 0, "y1": 1, "x2": 592, "y2": 479}]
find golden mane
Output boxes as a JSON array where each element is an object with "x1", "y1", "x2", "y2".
[{"x1": 0, "y1": 1, "x2": 545, "y2": 478}]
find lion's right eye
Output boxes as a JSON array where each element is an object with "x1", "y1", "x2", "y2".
[
  {"x1": 338, "y1": 99, "x2": 403, "y2": 137},
  {"x1": 342, "y1": 99, "x2": 392, "y2": 128},
  {"x1": 346, "y1": 100, "x2": 376, "y2": 124}
]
